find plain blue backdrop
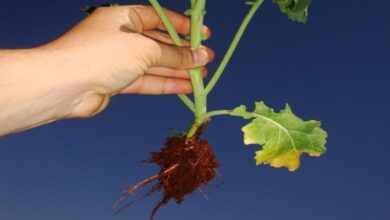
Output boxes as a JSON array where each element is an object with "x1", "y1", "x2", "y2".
[{"x1": 1, "y1": 0, "x2": 389, "y2": 220}]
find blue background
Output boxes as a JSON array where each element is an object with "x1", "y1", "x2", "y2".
[{"x1": 1, "y1": 0, "x2": 389, "y2": 219}]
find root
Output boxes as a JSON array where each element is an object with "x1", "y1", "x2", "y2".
[
  {"x1": 198, "y1": 187, "x2": 210, "y2": 200},
  {"x1": 149, "y1": 198, "x2": 167, "y2": 220},
  {"x1": 114, "y1": 187, "x2": 157, "y2": 215},
  {"x1": 112, "y1": 164, "x2": 179, "y2": 210},
  {"x1": 113, "y1": 136, "x2": 220, "y2": 220}
]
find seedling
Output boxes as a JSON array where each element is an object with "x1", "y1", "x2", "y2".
[{"x1": 87, "y1": 0, "x2": 327, "y2": 219}]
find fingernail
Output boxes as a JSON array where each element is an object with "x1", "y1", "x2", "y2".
[{"x1": 193, "y1": 48, "x2": 209, "y2": 65}]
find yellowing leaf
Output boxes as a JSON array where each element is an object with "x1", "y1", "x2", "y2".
[
  {"x1": 255, "y1": 150, "x2": 301, "y2": 171},
  {"x1": 232, "y1": 102, "x2": 327, "y2": 171}
]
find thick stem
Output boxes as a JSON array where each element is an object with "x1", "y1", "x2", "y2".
[
  {"x1": 187, "y1": 121, "x2": 201, "y2": 139},
  {"x1": 204, "y1": 0, "x2": 264, "y2": 95},
  {"x1": 187, "y1": 0, "x2": 208, "y2": 138}
]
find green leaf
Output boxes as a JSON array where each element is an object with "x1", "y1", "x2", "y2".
[
  {"x1": 232, "y1": 102, "x2": 327, "y2": 171},
  {"x1": 165, "y1": 127, "x2": 187, "y2": 138},
  {"x1": 82, "y1": 6, "x2": 97, "y2": 15},
  {"x1": 273, "y1": 0, "x2": 312, "y2": 23}
]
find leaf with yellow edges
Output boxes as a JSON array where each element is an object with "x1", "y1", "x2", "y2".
[{"x1": 231, "y1": 102, "x2": 327, "y2": 171}]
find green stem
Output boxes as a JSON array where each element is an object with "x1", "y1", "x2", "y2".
[
  {"x1": 190, "y1": 0, "x2": 197, "y2": 7},
  {"x1": 206, "y1": 109, "x2": 296, "y2": 144},
  {"x1": 179, "y1": 95, "x2": 195, "y2": 112},
  {"x1": 149, "y1": 0, "x2": 194, "y2": 112},
  {"x1": 189, "y1": 0, "x2": 206, "y2": 121},
  {"x1": 205, "y1": 109, "x2": 232, "y2": 118},
  {"x1": 206, "y1": 109, "x2": 251, "y2": 119},
  {"x1": 150, "y1": 0, "x2": 265, "y2": 139},
  {"x1": 204, "y1": 0, "x2": 264, "y2": 95},
  {"x1": 186, "y1": 0, "x2": 208, "y2": 139}
]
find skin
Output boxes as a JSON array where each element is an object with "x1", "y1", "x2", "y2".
[{"x1": 0, "y1": 5, "x2": 214, "y2": 136}]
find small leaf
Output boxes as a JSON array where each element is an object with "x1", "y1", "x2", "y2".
[
  {"x1": 184, "y1": 9, "x2": 192, "y2": 16},
  {"x1": 233, "y1": 102, "x2": 327, "y2": 171},
  {"x1": 165, "y1": 127, "x2": 186, "y2": 138},
  {"x1": 273, "y1": 0, "x2": 312, "y2": 23},
  {"x1": 82, "y1": 6, "x2": 97, "y2": 15}
]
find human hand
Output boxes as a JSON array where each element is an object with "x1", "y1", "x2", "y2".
[
  {"x1": 0, "y1": 5, "x2": 214, "y2": 136},
  {"x1": 44, "y1": 5, "x2": 214, "y2": 117}
]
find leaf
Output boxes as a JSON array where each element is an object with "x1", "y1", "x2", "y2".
[
  {"x1": 165, "y1": 127, "x2": 187, "y2": 138},
  {"x1": 232, "y1": 102, "x2": 327, "y2": 171},
  {"x1": 273, "y1": 0, "x2": 312, "y2": 23},
  {"x1": 82, "y1": 6, "x2": 97, "y2": 15}
]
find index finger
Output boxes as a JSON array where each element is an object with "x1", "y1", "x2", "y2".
[{"x1": 126, "y1": 5, "x2": 211, "y2": 37}]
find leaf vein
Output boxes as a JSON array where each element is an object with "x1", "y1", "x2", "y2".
[{"x1": 252, "y1": 113, "x2": 298, "y2": 151}]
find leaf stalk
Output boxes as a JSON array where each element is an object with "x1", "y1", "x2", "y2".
[{"x1": 204, "y1": 0, "x2": 264, "y2": 95}]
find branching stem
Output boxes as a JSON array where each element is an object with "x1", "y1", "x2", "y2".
[{"x1": 150, "y1": 0, "x2": 265, "y2": 138}]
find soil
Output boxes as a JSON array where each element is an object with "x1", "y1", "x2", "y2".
[{"x1": 113, "y1": 134, "x2": 220, "y2": 220}]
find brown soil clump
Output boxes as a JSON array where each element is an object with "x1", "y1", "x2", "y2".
[{"x1": 113, "y1": 136, "x2": 220, "y2": 220}]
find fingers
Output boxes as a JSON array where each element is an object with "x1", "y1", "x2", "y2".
[
  {"x1": 143, "y1": 30, "x2": 215, "y2": 69},
  {"x1": 119, "y1": 75, "x2": 192, "y2": 94},
  {"x1": 120, "y1": 66, "x2": 208, "y2": 95},
  {"x1": 146, "y1": 67, "x2": 208, "y2": 78},
  {"x1": 143, "y1": 30, "x2": 190, "y2": 46},
  {"x1": 152, "y1": 42, "x2": 215, "y2": 69},
  {"x1": 124, "y1": 5, "x2": 215, "y2": 70},
  {"x1": 126, "y1": 5, "x2": 211, "y2": 37}
]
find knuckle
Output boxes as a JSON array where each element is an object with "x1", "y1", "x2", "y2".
[
  {"x1": 143, "y1": 38, "x2": 162, "y2": 66},
  {"x1": 127, "y1": 7, "x2": 144, "y2": 32},
  {"x1": 175, "y1": 48, "x2": 186, "y2": 65},
  {"x1": 175, "y1": 47, "x2": 192, "y2": 67}
]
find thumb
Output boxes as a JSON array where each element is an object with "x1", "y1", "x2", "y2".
[{"x1": 154, "y1": 42, "x2": 210, "y2": 69}]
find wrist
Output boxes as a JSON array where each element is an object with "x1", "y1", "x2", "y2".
[
  {"x1": 35, "y1": 44, "x2": 111, "y2": 119},
  {"x1": 0, "y1": 46, "x2": 102, "y2": 135}
]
